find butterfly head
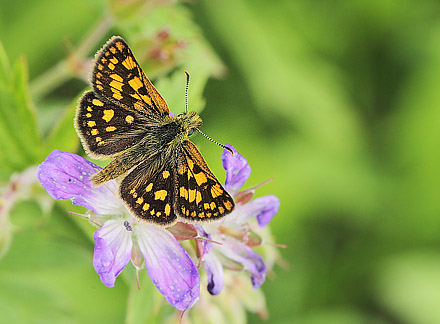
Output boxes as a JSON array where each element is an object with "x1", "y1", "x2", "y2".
[{"x1": 177, "y1": 111, "x2": 202, "y2": 138}]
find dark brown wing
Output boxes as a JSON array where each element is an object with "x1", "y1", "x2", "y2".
[
  {"x1": 174, "y1": 140, "x2": 234, "y2": 222},
  {"x1": 92, "y1": 36, "x2": 169, "y2": 119},
  {"x1": 75, "y1": 91, "x2": 146, "y2": 158},
  {"x1": 119, "y1": 161, "x2": 177, "y2": 227}
]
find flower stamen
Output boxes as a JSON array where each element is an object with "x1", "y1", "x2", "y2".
[{"x1": 123, "y1": 220, "x2": 133, "y2": 231}]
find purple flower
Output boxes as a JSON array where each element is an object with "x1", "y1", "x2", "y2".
[
  {"x1": 37, "y1": 150, "x2": 123, "y2": 215},
  {"x1": 198, "y1": 144, "x2": 280, "y2": 295},
  {"x1": 38, "y1": 150, "x2": 200, "y2": 310},
  {"x1": 222, "y1": 144, "x2": 251, "y2": 196}
]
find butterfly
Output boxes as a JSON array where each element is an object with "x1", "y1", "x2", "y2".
[{"x1": 74, "y1": 36, "x2": 235, "y2": 227}]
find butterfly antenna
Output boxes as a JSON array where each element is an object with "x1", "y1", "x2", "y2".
[
  {"x1": 196, "y1": 128, "x2": 234, "y2": 155},
  {"x1": 184, "y1": 70, "x2": 233, "y2": 156},
  {"x1": 184, "y1": 70, "x2": 190, "y2": 113}
]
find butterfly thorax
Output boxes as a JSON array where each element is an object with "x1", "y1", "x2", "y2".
[{"x1": 144, "y1": 111, "x2": 202, "y2": 148}]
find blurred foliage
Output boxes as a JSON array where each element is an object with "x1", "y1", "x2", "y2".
[{"x1": 1, "y1": 0, "x2": 440, "y2": 323}]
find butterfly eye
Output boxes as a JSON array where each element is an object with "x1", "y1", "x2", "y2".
[{"x1": 188, "y1": 128, "x2": 194, "y2": 136}]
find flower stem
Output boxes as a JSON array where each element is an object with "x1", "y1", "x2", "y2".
[
  {"x1": 30, "y1": 13, "x2": 114, "y2": 101},
  {"x1": 29, "y1": 60, "x2": 71, "y2": 102},
  {"x1": 75, "y1": 13, "x2": 114, "y2": 59}
]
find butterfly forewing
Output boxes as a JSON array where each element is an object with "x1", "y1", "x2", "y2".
[
  {"x1": 120, "y1": 162, "x2": 177, "y2": 227},
  {"x1": 92, "y1": 36, "x2": 169, "y2": 119},
  {"x1": 75, "y1": 91, "x2": 146, "y2": 158},
  {"x1": 174, "y1": 140, "x2": 235, "y2": 222}
]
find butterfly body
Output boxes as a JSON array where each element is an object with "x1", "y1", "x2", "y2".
[{"x1": 75, "y1": 36, "x2": 234, "y2": 227}]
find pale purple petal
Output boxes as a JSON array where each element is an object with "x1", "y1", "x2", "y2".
[
  {"x1": 228, "y1": 195, "x2": 280, "y2": 227},
  {"x1": 93, "y1": 236, "x2": 115, "y2": 286},
  {"x1": 135, "y1": 223, "x2": 200, "y2": 310},
  {"x1": 220, "y1": 236, "x2": 266, "y2": 289},
  {"x1": 255, "y1": 195, "x2": 280, "y2": 227},
  {"x1": 93, "y1": 219, "x2": 133, "y2": 287},
  {"x1": 37, "y1": 150, "x2": 124, "y2": 214},
  {"x1": 250, "y1": 270, "x2": 266, "y2": 289},
  {"x1": 222, "y1": 144, "x2": 251, "y2": 195},
  {"x1": 204, "y1": 252, "x2": 224, "y2": 295}
]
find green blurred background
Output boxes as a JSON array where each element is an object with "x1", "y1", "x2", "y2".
[{"x1": 2, "y1": 0, "x2": 440, "y2": 323}]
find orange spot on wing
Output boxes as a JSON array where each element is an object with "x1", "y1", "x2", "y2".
[
  {"x1": 126, "y1": 115, "x2": 134, "y2": 123},
  {"x1": 102, "y1": 110, "x2": 114, "y2": 122},
  {"x1": 122, "y1": 56, "x2": 135, "y2": 70},
  {"x1": 128, "y1": 76, "x2": 142, "y2": 92},
  {"x1": 154, "y1": 190, "x2": 167, "y2": 200}
]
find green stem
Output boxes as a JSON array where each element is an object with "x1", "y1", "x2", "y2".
[
  {"x1": 30, "y1": 13, "x2": 114, "y2": 101},
  {"x1": 75, "y1": 13, "x2": 114, "y2": 59},
  {"x1": 29, "y1": 60, "x2": 71, "y2": 101},
  {"x1": 125, "y1": 267, "x2": 162, "y2": 324},
  {"x1": 125, "y1": 273, "x2": 139, "y2": 324}
]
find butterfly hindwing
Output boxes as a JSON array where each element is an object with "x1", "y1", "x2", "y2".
[
  {"x1": 120, "y1": 161, "x2": 177, "y2": 227},
  {"x1": 174, "y1": 140, "x2": 235, "y2": 222},
  {"x1": 75, "y1": 91, "x2": 146, "y2": 158},
  {"x1": 92, "y1": 36, "x2": 169, "y2": 119}
]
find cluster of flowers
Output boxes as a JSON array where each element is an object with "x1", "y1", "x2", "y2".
[{"x1": 37, "y1": 144, "x2": 280, "y2": 314}]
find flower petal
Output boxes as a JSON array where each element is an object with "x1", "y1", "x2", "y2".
[
  {"x1": 219, "y1": 236, "x2": 266, "y2": 289},
  {"x1": 93, "y1": 219, "x2": 133, "y2": 287},
  {"x1": 229, "y1": 195, "x2": 280, "y2": 227},
  {"x1": 222, "y1": 144, "x2": 251, "y2": 195},
  {"x1": 204, "y1": 252, "x2": 224, "y2": 295},
  {"x1": 255, "y1": 195, "x2": 280, "y2": 227},
  {"x1": 135, "y1": 223, "x2": 200, "y2": 310},
  {"x1": 37, "y1": 150, "x2": 124, "y2": 214}
]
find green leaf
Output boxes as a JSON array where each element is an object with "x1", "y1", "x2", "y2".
[
  {"x1": 0, "y1": 42, "x2": 41, "y2": 180},
  {"x1": 41, "y1": 92, "x2": 81, "y2": 158}
]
